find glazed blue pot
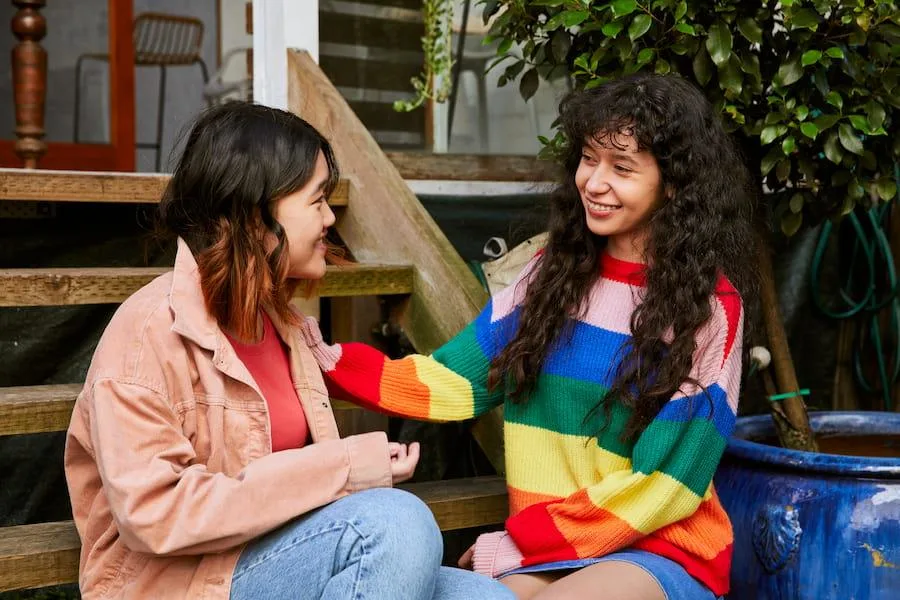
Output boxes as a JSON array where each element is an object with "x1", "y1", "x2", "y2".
[{"x1": 714, "y1": 411, "x2": 900, "y2": 599}]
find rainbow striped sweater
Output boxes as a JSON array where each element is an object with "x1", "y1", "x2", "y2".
[{"x1": 303, "y1": 252, "x2": 743, "y2": 595}]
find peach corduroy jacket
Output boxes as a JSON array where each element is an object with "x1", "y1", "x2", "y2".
[{"x1": 64, "y1": 239, "x2": 393, "y2": 599}]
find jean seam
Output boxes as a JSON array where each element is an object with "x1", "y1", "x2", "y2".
[{"x1": 233, "y1": 519, "x2": 371, "y2": 584}]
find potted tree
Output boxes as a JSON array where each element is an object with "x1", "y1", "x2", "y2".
[{"x1": 407, "y1": 1, "x2": 900, "y2": 597}]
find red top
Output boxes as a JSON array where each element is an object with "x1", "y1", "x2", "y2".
[{"x1": 225, "y1": 313, "x2": 309, "y2": 451}]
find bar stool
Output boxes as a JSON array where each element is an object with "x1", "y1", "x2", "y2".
[{"x1": 73, "y1": 12, "x2": 209, "y2": 171}]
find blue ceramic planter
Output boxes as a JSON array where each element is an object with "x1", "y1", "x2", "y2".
[{"x1": 714, "y1": 411, "x2": 900, "y2": 600}]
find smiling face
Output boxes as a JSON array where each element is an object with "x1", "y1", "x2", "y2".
[
  {"x1": 271, "y1": 151, "x2": 336, "y2": 280},
  {"x1": 575, "y1": 130, "x2": 664, "y2": 262}
]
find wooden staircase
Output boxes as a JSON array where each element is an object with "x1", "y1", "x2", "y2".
[
  {"x1": 0, "y1": 50, "x2": 547, "y2": 593},
  {"x1": 0, "y1": 166, "x2": 508, "y2": 593}
]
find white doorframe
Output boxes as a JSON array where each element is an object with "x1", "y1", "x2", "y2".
[{"x1": 253, "y1": 0, "x2": 319, "y2": 109}]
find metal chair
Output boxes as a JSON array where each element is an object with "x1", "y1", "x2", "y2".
[{"x1": 73, "y1": 13, "x2": 210, "y2": 171}]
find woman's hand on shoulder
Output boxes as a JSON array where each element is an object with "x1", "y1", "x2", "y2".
[{"x1": 388, "y1": 441, "x2": 420, "y2": 484}]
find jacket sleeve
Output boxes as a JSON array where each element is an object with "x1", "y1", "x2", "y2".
[
  {"x1": 302, "y1": 258, "x2": 539, "y2": 422},
  {"x1": 505, "y1": 297, "x2": 744, "y2": 565},
  {"x1": 86, "y1": 377, "x2": 392, "y2": 556}
]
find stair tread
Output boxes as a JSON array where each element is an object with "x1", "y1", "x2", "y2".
[
  {"x1": 0, "y1": 168, "x2": 351, "y2": 207},
  {"x1": 0, "y1": 476, "x2": 508, "y2": 592},
  {"x1": 0, "y1": 263, "x2": 413, "y2": 307},
  {"x1": 0, "y1": 384, "x2": 365, "y2": 436}
]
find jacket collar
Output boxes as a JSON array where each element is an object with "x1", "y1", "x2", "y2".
[{"x1": 169, "y1": 238, "x2": 220, "y2": 352}]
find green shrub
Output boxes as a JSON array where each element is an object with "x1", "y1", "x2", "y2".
[{"x1": 481, "y1": 0, "x2": 899, "y2": 233}]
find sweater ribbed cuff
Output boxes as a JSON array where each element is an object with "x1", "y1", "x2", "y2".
[{"x1": 472, "y1": 531, "x2": 524, "y2": 578}]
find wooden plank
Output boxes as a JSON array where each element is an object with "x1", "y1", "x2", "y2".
[
  {"x1": 0, "y1": 169, "x2": 352, "y2": 207},
  {"x1": 0, "y1": 264, "x2": 413, "y2": 307},
  {"x1": 350, "y1": 101, "x2": 425, "y2": 135},
  {"x1": 400, "y1": 476, "x2": 509, "y2": 531},
  {"x1": 288, "y1": 50, "x2": 504, "y2": 474},
  {"x1": 319, "y1": 55, "x2": 422, "y2": 92},
  {"x1": 0, "y1": 384, "x2": 364, "y2": 437},
  {"x1": 0, "y1": 521, "x2": 80, "y2": 593},
  {"x1": 386, "y1": 152, "x2": 559, "y2": 182},
  {"x1": 0, "y1": 384, "x2": 80, "y2": 436},
  {"x1": 319, "y1": 11, "x2": 422, "y2": 53},
  {"x1": 0, "y1": 478, "x2": 507, "y2": 591}
]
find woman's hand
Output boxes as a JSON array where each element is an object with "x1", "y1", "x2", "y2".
[
  {"x1": 388, "y1": 441, "x2": 420, "y2": 484},
  {"x1": 458, "y1": 543, "x2": 475, "y2": 569}
]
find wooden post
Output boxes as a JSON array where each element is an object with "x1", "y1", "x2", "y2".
[{"x1": 10, "y1": 0, "x2": 47, "y2": 169}]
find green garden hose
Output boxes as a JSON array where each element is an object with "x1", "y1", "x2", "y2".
[{"x1": 809, "y1": 163, "x2": 900, "y2": 411}]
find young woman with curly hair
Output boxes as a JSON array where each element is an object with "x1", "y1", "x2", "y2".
[
  {"x1": 301, "y1": 73, "x2": 759, "y2": 599},
  {"x1": 64, "y1": 102, "x2": 514, "y2": 600}
]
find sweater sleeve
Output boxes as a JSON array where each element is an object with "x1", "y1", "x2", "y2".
[
  {"x1": 505, "y1": 291, "x2": 744, "y2": 566},
  {"x1": 302, "y1": 258, "x2": 538, "y2": 422}
]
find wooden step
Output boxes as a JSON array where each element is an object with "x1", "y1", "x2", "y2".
[
  {"x1": 0, "y1": 168, "x2": 352, "y2": 207},
  {"x1": 0, "y1": 263, "x2": 413, "y2": 307},
  {"x1": 0, "y1": 384, "x2": 362, "y2": 437},
  {"x1": 0, "y1": 476, "x2": 508, "y2": 592}
]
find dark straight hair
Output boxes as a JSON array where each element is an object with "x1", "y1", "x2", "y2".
[{"x1": 158, "y1": 101, "x2": 340, "y2": 340}]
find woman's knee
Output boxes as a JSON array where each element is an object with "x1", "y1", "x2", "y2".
[{"x1": 349, "y1": 488, "x2": 443, "y2": 561}]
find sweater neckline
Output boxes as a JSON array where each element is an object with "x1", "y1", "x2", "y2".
[{"x1": 600, "y1": 251, "x2": 647, "y2": 286}]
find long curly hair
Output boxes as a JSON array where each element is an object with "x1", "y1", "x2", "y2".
[{"x1": 489, "y1": 73, "x2": 758, "y2": 441}]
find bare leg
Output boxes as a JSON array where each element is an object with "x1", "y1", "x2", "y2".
[
  {"x1": 532, "y1": 561, "x2": 666, "y2": 600},
  {"x1": 500, "y1": 572, "x2": 560, "y2": 600}
]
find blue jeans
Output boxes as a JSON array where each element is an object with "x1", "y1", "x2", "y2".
[{"x1": 230, "y1": 487, "x2": 515, "y2": 599}]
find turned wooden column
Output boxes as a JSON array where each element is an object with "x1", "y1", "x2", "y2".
[{"x1": 11, "y1": 0, "x2": 47, "y2": 168}]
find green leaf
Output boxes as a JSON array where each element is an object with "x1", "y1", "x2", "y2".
[
  {"x1": 838, "y1": 123, "x2": 863, "y2": 155},
  {"x1": 802, "y1": 50, "x2": 822, "y2": 66},
  {"x1": 774, "y1": 55, "x2": 802, "y2": 86},
  {"x1": 706, "y1": 21, "x2": 733, "y2": 67},
  {"x1": 776, "y1": 158, "x2": 791, "y2": 182},
  {"x1": 848, "y1": 115, "x2": 869, "y2": 132},
  {"x1": 826, "y1": 91, "x2": 843, "y2": 110},
  {"x1": 655, "y1": 58, "x2": 671, "y2": 74},
  {"x1": 824, "y1": 133, "x2": 843, "y2": 164},
  {"x1": 825, "y1": 47, "x2": 844, "y2": 59},
  {"x1": 791, "y1": 8, "x2": 820, "y2": 30},
  {"x1": 574, "y1": 54, "x2": 590, "y2": 71},
  {"x1": 789, "y1": 193, "x2": 804, "y2": 213},
  {"x1": 876, "y1": 179, "x2": 898, "y2": 201},
  {"x1": 563, "y1": 10, "x2": 589, "y2": 28},
  {"x1": 781, "y1": 212, "x2": 803, "y2": 237},
  {"x1": 611, "y1": 0, "x2": 638, "y2": 18},
  {"x1": 628, "y1": 14, "x2": 652, "y2": 41},
  {"x1": 782, "y1": 135, "x2": 796, "y2": 154},
  {"x1": 519, "y1": 68, "x2": 539, "y2": 102},
  {"x1": 637, "y1": 48, "x2": 655, "y2": 64},
  {"x1": 795, "y1": 105, "x2": 809, "y2": 121},
  {"x1": 800, "y1": 122, "x2": 819, "y2": 139},
  {"x1": 692, "y1": 47, "x2": 713, "y2": 86},
  {"x1": 675, "y1": 23, "x2": 696, "y2": 35},
  {"x1": 675, "y1": 1, "x2": 687, "y2": 21},
  {"x1": 761, "y1": 147, "x2": 782, "y2": 176},
  {"x1": 761, "y1": 125, "x2": 780, "y2": 145},
  {"x1": 814, "y1": 113, "x2": 840, "y2": 131},
  {"x1": 531, "y1": 0, "x2": 565, "y2": 5},
  {"x1": 866, "y1": 100, "x2": 886, "y2": 129},
  {"x1": 718, "y1": 56, "x2": 743, "y2": 95},
  {"x1": 551, "y1": 30, "x2": 571, "y2": 62},
  {"x1": 602, "y1": 21, "x2": 625, "y2": 37},
  {"x1": 737, "y1": 18, "x2": 763, "y2": 44}
]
